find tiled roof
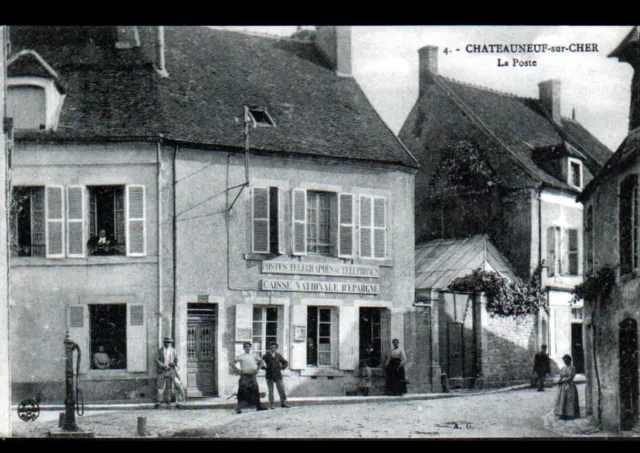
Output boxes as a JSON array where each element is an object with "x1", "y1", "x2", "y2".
[
  {"x1": 415, "y1": 234, "x2": 519, "y2": 291},
  {"x1": 10, "y1": 26, "x2": 418, "y2": 169}
]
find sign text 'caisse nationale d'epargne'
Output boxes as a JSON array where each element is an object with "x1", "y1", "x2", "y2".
[
  {"x1": 262, "y1": 279, "x2": 379, "y2": 295},
  {"x1": 261, "y1": 261, "x2": 380, "y2": 278}
]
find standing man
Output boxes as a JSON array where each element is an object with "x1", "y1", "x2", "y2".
[
  {"x1": 233, "y1": 342, "x2": 268, "y2": 414},
  {"x1": 262, "y1": 342, "x2": 290, "y2": 409},
  {"x1": 533, "y1": 344, "x2": 551, "y2": 392},
  {"x1": 156, "y1": 337, "x2": 178, "y2": 407}
]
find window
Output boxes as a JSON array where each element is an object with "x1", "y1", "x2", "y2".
[
  {"x1": 88, "y1": 186, "x2": 126, "y2": 255},
  {"x1": 360, "y1": 195, "x2": 387, "y2": 259},
  {"x1": 307, "y1": 306, "x2": 336, "y2": 367},
  {"x1": 568, "y1": 158, "x2": 583, "y2": 189},
  {"x1": 10, "y1": 186, "x2": 45, "y2": 257},
  {"x1": 247, "y1": 106, "x2": 276, "y2": 128},
  {"x1": 307, "y1": 191, "x2": 335, "y2": 255},
  {"x1": 252, "y1": 306, "x2": 278, "y2": 357},
  {"x1": 251, "y1": 187, "x2": 283, "y2": 255},
  {"x1": 620, "y1": 175, "x2": 639, "y2": 275},
  {"x1": 359, "y1": 308, "x2": 383, "y2": 367},
  {"x1": 547, "y1": 226, "x2": 579, "y2": 276},
  {"x1": 7, "y1": 85, "x2": 46, "y2": 130},
  {"x1": 571, "y1": 307, "x2": 584, "y2": 323},
  {"x1": 89, "y1": 304, "x2": 127, "y2": 370},
  {"x1": 585, "y1": 205, "x2": 594, "y2": 275}
]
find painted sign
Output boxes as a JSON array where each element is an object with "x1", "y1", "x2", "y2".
[
  {"x1": 262, "y1": 261, "x2": 380, "y2": 278},
  {"x1": 262, "y1": 279, "x2": 379, "y2": 295}
]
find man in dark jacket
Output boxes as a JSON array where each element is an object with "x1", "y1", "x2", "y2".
[
  {"x1": 262, "y1": 342, "x2": 290, "y2": 409},
  {"x1": 533, "y1": 344, "x2": 551, "y2": 392}
]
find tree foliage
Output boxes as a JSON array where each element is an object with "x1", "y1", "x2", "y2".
[
  {"x1": 571, "y1": 265, "x2": 616, "y2": 304},
  {"x1": 448, "y1": 266, "x2": 547, "y2": 317}
]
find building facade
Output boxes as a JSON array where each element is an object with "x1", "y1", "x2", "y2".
[
  {"x1": 399, "y1": 46, "x2": 612, "y2": 372},
  {"x1": 7, "y1": 26, "x2": 421, "y2": 402}
]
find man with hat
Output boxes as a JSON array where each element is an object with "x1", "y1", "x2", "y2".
[
  {"x1": 156, "y1": 336, "x2": 179, "y2": 407},
  {"x1": 262, "y1": 342, "x2": 290, "y2": 409},
  {"x1": 533, "y1": 344, "x2": 551, "y2": 392}
]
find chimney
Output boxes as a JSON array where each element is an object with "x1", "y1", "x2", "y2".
[
  {"x1": 609, "y1": 26, "x2": 640, "y2": 131},
  {"x1": 538, "y1": 79, "x2": 562, "y2": 124},
  {"x1": 114, "y1": 26, "x2": 140, "y2": 49},
  {"x1": 315, "y1": 26, "x2": 352, "y2": 77},
  {"x1": 154, "y1": 26, "x2": 169, "y2": 78},
  {"x1": 418, "y1": 45, "x2": 438, "y2": 96}
]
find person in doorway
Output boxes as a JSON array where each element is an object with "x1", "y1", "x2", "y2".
[
  {"x1": 93, "y1": 345, "x2": 111, "y2": 369},
  {"x1": 384, "y1": 339, "x2": 407, "y2": 396},
  {"x1": 359, "y1": 342, "x2": 378, "y2": 396},
  {"x1": 233, "y1": 342, "x2": 268, "y2": 414},
  {"x1": 155, "y1": 337, "x2": 178, "y2": 408},
  {"x1": 533, "y1": 344, "x2": 551, "y2": 392},
  {"x1": 261, "y1": 342, "x2": 290, "y2": 409},
  {"x1": 555, "y1": 354, "x2": 580, "y2": 420}
]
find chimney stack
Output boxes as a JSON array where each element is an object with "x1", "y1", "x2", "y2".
[
  {"x1": 609, "y1": 26, "x2": 640, "y2": 131},
  {"x1": 154, "y1": 26, "x2": 168, "y2": 78},
  {"x1": 418, "y1": 46, "x2": 438, "y2": 96},
  {"x1": 115, "y1": 26, "x2": 140, "y2": 49},
  {"x1": 538, "y1": 79, "x2": 562, "y2": 124},
  {"x1": 315, "y1": 26, "x2": 352, "y2": 77}
]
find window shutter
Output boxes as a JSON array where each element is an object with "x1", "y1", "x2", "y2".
[
  {"x1": 373, "y1": 197, "x2": 387, "y2": 259},
  {"x1": 292, "y1": 189, "x2": 307, "y2": 256},
  {"x1": 289, "y1": 305, "x2": 307, "y2": 370},
  {"x1": 66, "y1": 186, "x2": 85, "y2": 258},
  {"x1": 46, "y1": 185, "x2": 65, "y2": 258},
  {"x1": 546, "y1": 226, "x2": 556, "y2": 277},
  {"x1": 126, "y1": 185, "x2": 146, "y2": 257},
  {"x1": 338, "y1": 306, "x2": 358, "y2": 370},
  {"x1": 561, "y1": 228, "x2": 569, "y2": 276},
  {"x1": 569, "y1": 229, "x2": 579, "y2": 276},
  {"x1": 278, "y1": 189, "x2": 286, "y2": 255},
  {"x1": 127, "y1": 304, "x2": 147, "y2": 372},
  {"x1": 252, "y1": 187, "x2": 270, "y2": 254},
  {"x1": 360, "y1": 195, "x2": 372, "y2": 258},
  {"x1": 338, "y1": 193, "x2": 354, "y2": 258},
  {"x1": 67, "y1": 305, "x2": 89, "y2": 374},
  {"x1": 235, "y1": 303, "x2": 253, "y2": 357}
]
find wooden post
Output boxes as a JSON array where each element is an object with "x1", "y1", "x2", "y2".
[{"x1": 137, "y1": 416, "x2": 147, "y2": 436}]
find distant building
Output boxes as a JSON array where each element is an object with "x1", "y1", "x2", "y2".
[
  {"x1": 400, "y1": 45, "x2": 612, "y2": 374},
  {"x1": 578, "y1": 25, "x2": 640, "y2": 432},
  {"x1": 7, "y1": 26, "x2": 421, "y2": 402}
]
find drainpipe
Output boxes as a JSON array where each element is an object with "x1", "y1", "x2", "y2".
[
  {"x1": 157, "y1": 140, "x2": 163, "y2": 347},
  {"x1": 154, "y1": 26, "x2": 169, "y2": 78},
  {"x1": 171, "y1": 145, "x2": 178, "y2": 340}
]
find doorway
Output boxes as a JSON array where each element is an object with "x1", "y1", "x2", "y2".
[
  {"x1": 619, "y1": 318, "x2": 639, "y2": 431},
  {"x1": 186, "y1": 304, "x2": 217, "y2": 397},
  {"x1": 571, "y1": 324, "x2": 585, "y2": 374}
]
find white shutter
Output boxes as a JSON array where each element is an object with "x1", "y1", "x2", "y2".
[
  {"x1": 561, "y1": 228, "x2": 569, "y2": 276},
  {"x1": 339, "y1": 306, "x2": 358, "y2": 370},
  {"x1": 338, "y1": 193, "x2": 354, "y2": 258},
  {"x1": 67, "y1": 305, "x2": 89, "y2": 374},
  {"x1": 66, "y1": 186, "x2": 85, "y2": 258},
  {"x1": 547, "y1": 226, "x2": 556, "y2": 277},
  {"x1": 127, "y1": 304, "x2": 147, "y2": 372},
  {"x1": 292, "y1": 189, "x2": 307, "y2": 256},
  {"x1": 278, "y1": 188, "x2": 285, "y2": 255},
  {"x1": 126, "y1": 185, "x2": 146, "y2": 257},
  {"x1": 290, "y1": 305, "x2": 307, "y2": 370},
  {"x1": 373, "y1": 196, "x2": 387, "y2": 259},
  {"x1": 235, "y1": 304, "x2": 253, "y2": 342},
  {"x1": 46, "y1": 185, "x2": 65, "y2": 258},
  {"x1": 359, "y1": 195, "x2": 372, "y2": 258},
  {"x1": 252, "y1": 187, "x2": 270, "y2": 254}
]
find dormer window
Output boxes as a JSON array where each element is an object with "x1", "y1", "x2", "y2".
[
  {"x1": 7, "y1": 84, "x2": 47, "y2": 130},
  {"x1": 247, "y1": 106, "x2": 276, "y2": 128},
  {"x1": 568, "y1": 158, "x2": 583, "y2": 189}
]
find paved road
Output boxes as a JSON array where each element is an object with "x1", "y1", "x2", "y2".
[{"x1": 11, "y1": 385, "x2": 591, "y2": 439}]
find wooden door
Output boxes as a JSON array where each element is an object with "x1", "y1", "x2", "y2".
[
  {"x1": 620, "y1": 318, "x2": 639, "y2": 431},
  {"x1": 448, "y1": 322, "x2": 464, "y2": 380},
  {"x1": 186, "y1": 305, "x2": 217, "y2": 397}
]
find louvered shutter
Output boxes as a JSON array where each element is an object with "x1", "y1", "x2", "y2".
[
  {"x1": 289, "y1": 305, "x2": 307, "y2": 370},
  {"x1": 338, "y1": 306, "x2": 358, "y2": 370},
  {"x1": 547, "y1": 226, "x2": 556, "y2": 277},
  {"x1": 46, "y1": 185, "x2": 64, "y2": 258},
  {"x1": 66, "y1": 186, "x2": 85, "y2": 258},
  {"x1": 278, "y1": 189, "x2": 285, "y2": 255},
  {"x1": 561, "y1": 228, "x2": 569, "y2": 276},
  {"x1": 373, "y1": 197, "x2": 387, "y2": 259},
  {"x1": 252, "y1": 187, "x2": 270, "y2": 254},
  {"x1": 360, "y1": 195, "x2": 372, "y2": 258},
  {"x1": 127, "y1": 304, "x2": 147, "y2": 372},
  {"x1": 67, "y1": 305, "x2": 89, "y2": 374},
  {"x1": 338, "y1": 193, "x2": 354, "y2": 258},
  {"x1": 569, "y1": 229, "x2": 579, "y2": 276},
  {"x1": 126, "y1": 185, "x2": 146, "y2": 257},
  {"x1": 292, "y1": 189, "x2": 307, "y2": 256},
  {"x1": 235, "y1": 304, "x2": 253, "y2": 357}
]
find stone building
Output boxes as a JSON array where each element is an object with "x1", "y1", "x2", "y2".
[
  {"x1": 6, "y1": 26, "x2": 422, "y2": 403},
  {"x1": 400, "y1": 45, "x2": 613, "y2": 373},
  {"x1": 577, "y1": 25, "x2": 640, "y2": 432}
]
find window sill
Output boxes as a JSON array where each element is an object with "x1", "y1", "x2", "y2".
[
  {"x1": 299, "y1": 367, "x2": 346, "y2": 377},
  {"x1": 11, "y1": 256, "x2": 158, "y2": 267},
  {"x1": 81, "y1": 370, "x2": 146, "y2": 381}
]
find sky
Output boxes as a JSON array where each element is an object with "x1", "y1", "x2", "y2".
[{"x1": 216, "y1": 26, "x2": 635, "y2": 152}]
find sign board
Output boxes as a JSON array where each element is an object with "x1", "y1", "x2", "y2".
[
  {"x1": 262, "y1": 279, "x2": 379, "y2": 295},
  {"x1": 262, "y1": 261, "x2": 379, "y2": 278}
]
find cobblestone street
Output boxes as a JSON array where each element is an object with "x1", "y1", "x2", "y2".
[{"x1": 10, "y1": 384, "x2": 612, "y2": 439}]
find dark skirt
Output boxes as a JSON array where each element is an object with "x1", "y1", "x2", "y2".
[
  {"x1": 385, "y1": 358, "x2": 407, "y2": 395},
  {"x1": 237, "y1": 374, "x2": 261, "y2": 408}
]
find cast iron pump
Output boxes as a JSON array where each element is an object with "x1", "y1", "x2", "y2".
[{"x1": 62, "y1": 331, "x2": 84, "y2": 431}]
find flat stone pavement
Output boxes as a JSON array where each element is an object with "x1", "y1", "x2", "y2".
[{"x1": 7, "y1": 382, "x2": 635, "y2": 439}]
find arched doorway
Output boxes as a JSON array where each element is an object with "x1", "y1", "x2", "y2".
[{"x1": 619, "y1": 318, "x2": 639, "y2": 430}]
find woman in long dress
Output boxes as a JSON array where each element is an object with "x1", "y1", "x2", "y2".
[
  {"x1": 554, "y1": 354, "x2": 580, "y2": 420},
  {"x1": 385, "y1": 339, "x2": 407, "y2": 396}
]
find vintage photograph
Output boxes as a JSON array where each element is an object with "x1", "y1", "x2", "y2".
[{"x1": 0, "y1": 25, "x2": 638, "y2": 439}]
